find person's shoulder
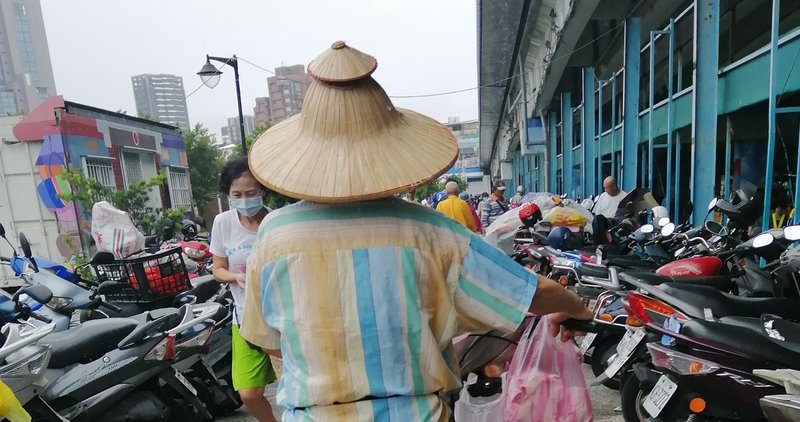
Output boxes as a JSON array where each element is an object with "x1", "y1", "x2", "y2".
[{"x1": 213, "y1": 209, "x2": 237, "y2": 227}]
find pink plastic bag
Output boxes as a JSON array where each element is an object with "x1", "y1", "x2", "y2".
[{"x1": 502, "y1": 315, "x2": 593, "y2": 422}]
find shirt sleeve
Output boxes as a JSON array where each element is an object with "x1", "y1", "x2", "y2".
[
  {"x1": 454, "y1": 234, "x2": 538, "y2": 334},
  {"x1": 480, "y1": 202, "x2": 490, "y2": 228},
  {"x1": 240, "y1": 251, "x2": 282, "y2": 350},
  {"x1": 209, "y1": 214, "x2": 226, "y2": 258}
]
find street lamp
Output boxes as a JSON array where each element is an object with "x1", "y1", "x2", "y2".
[{"x1": 198, "y1": 54, "x2": 247, "y2": 155}]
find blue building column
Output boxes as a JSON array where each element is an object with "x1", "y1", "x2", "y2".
[
  {"x1": 561, "y1": 93, "x2": 574, "y2": 197},
  {"x1": 582, "y1": 68, "x2": 596, "y2": 197},
  {"x1": 690, "y1": 0, "x2": 720, "y2": 224},
  {"x1": 622, "y1": 17, "x2": 640, "y2": 191},
  {"x1": 549, "y1": 111, "x2": 558, "y2": 193}
]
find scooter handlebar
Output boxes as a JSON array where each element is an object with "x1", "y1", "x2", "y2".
[
  {"x1": 99, "y1": 300, "x2": 122, "y2": 313},
  {"x1": 561, "y1": 319, "x2": 600, "y2": 333}
]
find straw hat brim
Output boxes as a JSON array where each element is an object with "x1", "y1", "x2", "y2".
[{"x1": 248, "y1": 109, "x2": 458, "y2": 203}]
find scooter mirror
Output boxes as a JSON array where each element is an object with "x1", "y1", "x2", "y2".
[
  {"x1": 193, "y1": 215, "x2": 206, "y2": 228},
  {"x1": 658, "y1": 217, "x2": 671, "y2": 227},
  {"x1": 90, "y1": 252, "x2": 116, "y2": 265},
  {"x1": 0, "y1": 222, "x2": 5, "y2": 238},
  {"x1": 708, "y1": 197, "x2": 718, "y2": 211},
  {"x1": 752, "y1": 232, "x2": 775, "y2": 249},
  {"x1": 19, "y1": 284, "x2": 53, "y2": 304},
  {"x1": 19, "y1": 232, "x2": 32, "y2": 258},
  {"x1": 641, "y1": 224, "x2": 655, "y2": 234},
  {"x1": 785, "y1": 225, "x2": 800, "y2": 241},
  {"x1": 705, "y1": 220, "x2": 724, "y2": 235},
  {"x1": 661, "y1": 222, "x2": 676, "y2": 237}
]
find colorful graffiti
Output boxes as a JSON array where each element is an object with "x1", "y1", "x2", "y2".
[{"x1": 34, "y1": 134, "x2": 81, "y2": 258}]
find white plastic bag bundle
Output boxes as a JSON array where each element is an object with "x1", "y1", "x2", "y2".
[
  {"x1": 454, "y1": 373, "x2": 504, "y2": 422},
  {"x1": 483, "y1": 208, "x2": 524, "y2": 254},
  {"x1": 91, "y1": 201, "x2": 145, "y2": 259}
]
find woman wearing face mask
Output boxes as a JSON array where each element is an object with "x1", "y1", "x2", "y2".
[{"x1": 210, "y1": 157, "x2": 277, "y2": 422}]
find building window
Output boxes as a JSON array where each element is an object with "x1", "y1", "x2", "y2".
[
  {"x1": 83, "y1": 157, "x2": 115, "y2": 189},
  {"x1": 167, "y1": 167, "x2": 191, "y2": 207},
  {"x1": 121, "y1": 151, "x2": 143, "y2": 187}
]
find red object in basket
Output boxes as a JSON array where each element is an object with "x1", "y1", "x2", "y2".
[{"x1": 128, "y1": 266, "x2": 186, "y2": 295}]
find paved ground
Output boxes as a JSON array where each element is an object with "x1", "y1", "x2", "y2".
[{"x1": 219, "y1": 365, "x2": 623, "y2": 421}]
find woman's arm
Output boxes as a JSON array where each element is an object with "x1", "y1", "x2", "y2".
[{"x1": 212, "y1": 255, "x2": 246, "y2": 288}]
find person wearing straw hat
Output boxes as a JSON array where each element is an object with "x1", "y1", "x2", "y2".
[{"x1": 240, "y1": 41, "x2": 592, "y2": 421}]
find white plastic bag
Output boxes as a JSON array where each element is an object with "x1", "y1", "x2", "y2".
[
  {"x1": 454, "y1": 373, "x2": 504, "y2": 422},
  {"x1": 91, "y1": 201, "x2": 145, "y2": 259}
]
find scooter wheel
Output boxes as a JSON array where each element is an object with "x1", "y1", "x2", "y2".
[
  {"x1": 590, "y1": 337, "x2": 622, "y2": 390},
  {"x1": 620, "y1": 375, "x2": 651, "y2": 422}
]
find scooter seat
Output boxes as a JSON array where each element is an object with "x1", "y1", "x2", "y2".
[
  {"x1": 43, "y1": 318, "x2": 138, "y2": 368},
  {"x1": 659, "y1": 283, "x2": 800, "y2": 320},
  {"x1": 175, "y1": 277, "x2": 220, "y2": 305},
  {"x1": 607, "y1": 256, "x2": 659, "y2": 270},
  {"x1": 681, "y1": 317, "x2": 800, "y2": 368},
  {"x1": 579, "y1": 263, "x2": 609, "y2": 279},
  {"x1": 620, "y1": 272, "x2": 735, "y2": 292}
]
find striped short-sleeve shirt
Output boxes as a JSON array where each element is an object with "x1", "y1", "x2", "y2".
[{"x1": 240, "y1": 198, "x2": 537, "y2": 421}]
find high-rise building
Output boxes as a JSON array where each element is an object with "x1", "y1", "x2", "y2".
[
  {"x1": 131, "y1": 74, "x2": 191, "y2": 130},
  {"x1": 221, "y1": 115, "x2": 255, "y2": 146},
  {"x1": 267, "y1": 65, "x2": 311, "y2": 123},
  {"x1": 253, "y1": 96, "x2": 272, "y2": 128},
  {"x1": 0, "y1": 0, "x2": 57, "y2": 116}
]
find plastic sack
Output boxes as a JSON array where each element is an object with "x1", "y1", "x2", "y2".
[
  {"x1": 545, "y1": 207, "x2": 587, "y2": 228},
  {"x1": 454, "y1": 373, "x2": 504, "y2": 422},
  {"x1": 91, "y1": 201, "x2": 145, "y2": 259},
  {"x1": 483, "y1": 208, "x2": 525, "y2": 254},
  {"x1": 502, "y1": 316, "x2": 592, "y2": 422}
]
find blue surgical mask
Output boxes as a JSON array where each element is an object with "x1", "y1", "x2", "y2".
[{"x1": 230, "y1": 196, "x2": 263, "y2": 217}]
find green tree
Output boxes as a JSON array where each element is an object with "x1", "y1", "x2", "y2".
[
  {"x1": 235, "y1": 123, "x2": 272, "y2": 157},
  {"x1": 60, "y1": 168, "x2": 167, "y2": 232},
  {"x1": 184, "y1": 124, "x2": 223, "y2": 214},
  {"x1": 414, "y1": 174, "x2": 468, "y2": 202}
]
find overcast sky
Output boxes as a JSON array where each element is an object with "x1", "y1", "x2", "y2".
[{"x1": 39, "y1": 0, "x2": 478, "y2": 139}]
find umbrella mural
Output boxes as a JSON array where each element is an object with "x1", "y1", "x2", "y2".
[{"x1": 34, "y1": 134, "x2": 80, "y2": 258}]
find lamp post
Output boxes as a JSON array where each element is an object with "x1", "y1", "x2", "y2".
[{"x1": 198, "y1": 55, "x2": 248, "y2": 155}]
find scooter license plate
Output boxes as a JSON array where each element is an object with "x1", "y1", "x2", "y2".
[
  {"x1": 643, "y1": 375, "x2": 678, "y2": 417},
  {"x1": 173, "y1": 369, "x2": 197, "y2": 396},
  {"x1": 580, "y1": 333, "x2": 598, "y2": 355},
  {"x1": 603, "y1": 329, "x2": 646, "y2": 378}
]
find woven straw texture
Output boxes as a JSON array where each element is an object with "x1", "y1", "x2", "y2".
[
  {"x1": 249, "y1": 42, "x2": 458, "y2": 203},
  {"x1": 308, "y1": 41, "x2": 378, "y2": 83}
]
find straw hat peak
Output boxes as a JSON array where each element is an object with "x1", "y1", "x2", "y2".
[
  {"x1": 307, "y1": 40, "x2": 378, "y2": 83},
  {"x1": 249, "y1": 41, "x2": 458, "y2": 203}
]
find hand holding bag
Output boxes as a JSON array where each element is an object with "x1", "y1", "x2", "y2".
[{"x1": 502, "y1": 315, "x2": 593, "y2": 422}]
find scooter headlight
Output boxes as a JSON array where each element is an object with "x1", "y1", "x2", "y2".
[
  {"x1": 45, "y1": 296, "x2": 73, "y2": 310},
  {"x1": 0, "y1": 346, "x2": 51, "y2": 379},
  {"x1": 184, "y1": 247, "x2": 205, "y2": 260}
]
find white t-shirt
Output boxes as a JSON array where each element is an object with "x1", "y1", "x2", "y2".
[
  {"x1": 593, "y1": 190, "x2": 627, "y2": 219},
  {"x1": 209, "y1": 209, "x2": 262, "y2": 324}
]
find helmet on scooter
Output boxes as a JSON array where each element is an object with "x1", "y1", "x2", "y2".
[
  {"x1": 182, "y1": 219, "x2": 198, "y2": 240},
  {"x1": 548, "y1": 226, "x2": 576, "y2": 251},
  {"x1": 519, "y1": 203, "x2": 542, "y2": 228}
]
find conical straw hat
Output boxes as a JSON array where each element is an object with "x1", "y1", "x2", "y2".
[
  {"x1": 249, "y1": 41, "x2": 458, "y2": 203},
  {"x1": 308, "y1": 40, "x2": 377, "y2": 82}
]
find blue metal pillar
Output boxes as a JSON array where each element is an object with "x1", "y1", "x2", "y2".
[
  {"x1": 762, "y1": 0, "x2": 780, "y2": 231},
  {"x1": 675, "y1": 133, "x2": 682, "y2": 222},
  {"x1": 648, "y1": 31, "x2": 656, "y2": 191},
  {"x1": 622, "y1": 17, "x2": 640, "y2": 191},
  {"x1": 562, "y1": 93, "x2": 574, "y2": 197},
  {"x1": 582, "y1": 68, "x2": 596, "y2": 197},
  {"x1": 611, "y1": 75, "x2": 618, "y2": 181},
  {"x1": 723, "y1": 117, "x2": 732, "y2": 202},
  {"x1": 665, "y1": 19, "x2": 675, "y2": 214},
  {"x1": 690, "y1": 0, "x2": 720, "y2": 224},
  {"x1": 549, "y1": 111, "x2": 558, "y2": 193},
  {"x1": 597, "y1": 81, "x2": 604, "y2": 191}
]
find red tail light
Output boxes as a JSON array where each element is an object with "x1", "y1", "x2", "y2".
[{"x1": 626, "y1": 293, "x2": 687, "y2": 324}]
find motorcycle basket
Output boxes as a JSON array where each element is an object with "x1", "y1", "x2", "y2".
[{"x1": 93, "y1": 247, "x2": 191, "y2": 302}]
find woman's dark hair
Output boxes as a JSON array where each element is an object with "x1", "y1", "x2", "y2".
[{"x1": 219, "y1": 157, "x2": 264, "y2": 194}]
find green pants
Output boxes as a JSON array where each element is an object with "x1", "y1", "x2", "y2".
[{"x1": 232, "y1": 324, "x2": 277, "y2": 390}]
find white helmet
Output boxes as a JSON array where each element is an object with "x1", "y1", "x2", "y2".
[{"x1": 652, "y1": 206, "x2": 669, "y2": 224}]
